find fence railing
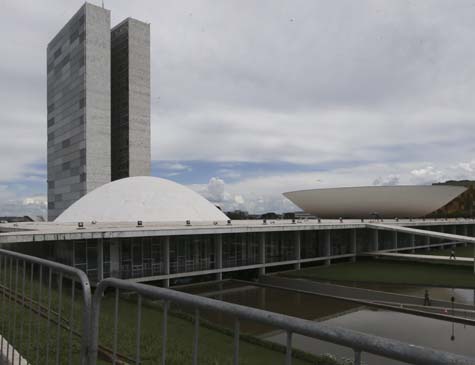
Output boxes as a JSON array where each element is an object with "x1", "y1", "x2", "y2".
[
  {"x1": 0, "y1": 248, "x2": 91, "y2": 365},
  {"x1": 0, "y1": 249, "x2": 474, "y2": 365},
  {"x1": 90, "y1": 277, "x2": 475, "y2": 365}
]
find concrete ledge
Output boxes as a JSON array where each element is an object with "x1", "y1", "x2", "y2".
[{"x1": 0, "y1": 335, "x2": 28, "y2": 364}]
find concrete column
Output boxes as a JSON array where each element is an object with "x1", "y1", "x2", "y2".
[
  {"x1": 351, "y1": 229, "x2": 357, "y2": 262},
  {"x1": 425, "y1": 236, "x2": 430, "y2": 251},
  {"x1": 215, "y1": 234, "x2": 223, "y2": 280},
  {"x1": 473, "y1": 242, "x2": 475, "y2": 274},
  {"x1": 110, "y1": 240, "x2": 120, "y2": 278},
  {"x1": 163, "y1": 236, "x2": 170, "y2": 288},
  {"x1": 410, "y1": 234, "x2": 415, "y2": 253},
  {"x1": 97, "y1": 238, "x2": 104, "y2": 282},
  {"x1": 372, "y1": 229, "x2": 379, "y2": 251},
  {"x1": 440, "y1": 225, "x2": 445, "y2": 249},
  {"x1": 451, "y1": 226, "x2": 457, "y2": 248},
  {"x1": 463, "y1": 225, "x2": 468, "y2": 247},
  {"x1": 72, "y1": 240, "x2": 76, "y2": 267},
  {"x1": 259, "y1": 232, "x2": 266, "y2": 276},
  {"x1": 392, "y1": 231, "x2": 398, "y2": 251},
  {"x1": 324, "y1": 230, "x2": 331, "y2": 265},
  {"x1": 294, "y1": 231, "x2": 301, "y2": 270}
]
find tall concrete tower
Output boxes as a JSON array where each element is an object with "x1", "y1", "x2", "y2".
[
  {"x1": 47, "y1": 3, "x2": 151, "y2": 221},
  {"x1": 111, "y1": 18, "x2": 151, "y2": 180},
  {"x1": 47, "y1": 3, "x2": 111, "y2": 221}
]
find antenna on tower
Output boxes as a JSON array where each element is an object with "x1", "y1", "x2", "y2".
[{"x1": 102, "y1": 0, "x2": 104, "y2": 8}]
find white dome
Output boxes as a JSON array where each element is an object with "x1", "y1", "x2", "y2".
[{"x1": 55, "y1": 176, "x2": 229, "y2": 223}]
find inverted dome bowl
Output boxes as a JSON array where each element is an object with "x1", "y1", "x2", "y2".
[{"x1": 283, "y1": 185, "x2": 466, "y2": 219}]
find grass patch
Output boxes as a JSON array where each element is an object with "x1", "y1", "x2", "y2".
[
  {"x1": 282, "y1": 259, "x2": 475, "y2": 288},
  {"x1": 0, "y1": 264, "x2": 341, "y2": 364},
  {"x1": 0, "y1": 266, "x2": 85, "y2": 364},
  {"x1": 96, "y1": 293, "x2": 341, "y2": 365}
]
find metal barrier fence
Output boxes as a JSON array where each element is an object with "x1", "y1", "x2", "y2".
[
  {"x1": 90, "y1": 277, "x2": 475, "y2": 365},
  {"x1": 0, "y1": 248, "x2": 91, "y2": 365},
  {"x1": 1, "y1": 248, "x2": 474, "y2": 365}
]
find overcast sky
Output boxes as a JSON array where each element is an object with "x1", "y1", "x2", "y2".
[{"x1": 1, "y1": 0, "x2": 475, "y2": 217}]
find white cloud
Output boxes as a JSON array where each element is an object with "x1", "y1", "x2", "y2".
[
  {"x1": 409, "y1": 166, "x2": 445, "y2": 184},
  {"x1": 193, "y1": 159, "x2": 475, "y2": 213},
  {"x1": 217, "y1": 168, "x2": 241, "y2": 179},
  {"x1": 455, "y1": 160, "x2": 475, "y2": 174},
  {"x1": 193, "y1": 176, "x2": 301, "y2": 213},
  {"x1": 2, "y1": 0, "x2": 475, "y2": 212},
  {"x1": 22, "y1": 196, "x2": 47, "y2": 206},
  {"x1": 0, "y1": 195, "x2": 47, "y2": 219},
  {"x1": 373, "y1": 175, "x2": 400, "y2": 186},
  {"x1": 203, "y1": 177, "x2": 226, "y2": 203},
  {"x1": 158, "y1": 162, "x2": 192, "y2": 171},
  {"x1": 234, "y1": 195, "x2": 245, "y2": 205}
]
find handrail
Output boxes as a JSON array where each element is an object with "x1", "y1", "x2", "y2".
[
  {"x1": 90, "y1": 277, "x2": 475, "y2": 365},
  {"x1": 0, "y1": 248, "x2": 92, "y2": 365}
]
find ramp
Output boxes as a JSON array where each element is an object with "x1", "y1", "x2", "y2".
[
  {"x1": 368, "y1": 252, "x2": 474, "y2": 266},
  {"x1": 258, "y1": 275, "x2": 475, "y2": 311},
  {"x1": 367, "y1": 222, "x2": 475, "y2": 245}
]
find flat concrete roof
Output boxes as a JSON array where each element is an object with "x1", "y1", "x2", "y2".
[{"x1": 1, "y1": 218, "x2": 474, "y2": 245}]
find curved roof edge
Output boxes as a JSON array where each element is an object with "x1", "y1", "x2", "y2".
[{"x1": 55, "y1": 176, "x2": 229, "y2": 223}]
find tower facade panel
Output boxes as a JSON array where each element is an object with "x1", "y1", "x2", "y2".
[
  {"x1": 47, "y1": 3, "x2": 111, "y2": 221},
  {"x1": 111, "y1": 18, "x2": 151, "y2": 181}
]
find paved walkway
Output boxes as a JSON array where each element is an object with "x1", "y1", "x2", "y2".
[
  {"x1": 255, "y1": 276, "x2": 475, "y2": 326},
  {"x1": 370, "y1": 252, "x2": 474, "y2": 266},
  {"x1": 367, "y1": 222, "x2": 475, "y2": 245},
  {"x1": 258, "y1": 276, "x2": 475, "y2": 310}
]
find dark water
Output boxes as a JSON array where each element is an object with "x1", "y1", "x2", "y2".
[
  {"x1": 267, "y1": 308, "x2": 475, "y2": 365},
  {"x1": 179, "y1": 281, "x2": 475, "y2": 364},
  {"x1": 184, "y1": 283, "x2": 359, "y2": 334}
]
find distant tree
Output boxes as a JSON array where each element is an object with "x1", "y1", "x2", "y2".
[
  {"x1": 283, "y1": 212, "x2": 296, "y2": 219},
  {"x1": 260, "y1": 212, "x2": 281, "y2": 219},
  {"x1": 225, "y1": 210, "x2": 249, "y2": 220}
]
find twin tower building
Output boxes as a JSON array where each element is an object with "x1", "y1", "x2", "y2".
[{"x1": 47, "y1": 3, "x2": 151, "y2": 220}]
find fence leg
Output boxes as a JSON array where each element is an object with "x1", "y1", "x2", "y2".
[
  {"x1": 354, "y1": 349, "x2": 362, "y2": 365},
  {"x1": 192, "y1": 309, "x2": 200, "y2": 365},
  {"x1": 286, "y1": 331, "x2": 292, "y2": 365},
  {"x1": 161, "y1": 301, "x2": 169, "y2": 365},
  {"x1": 233, "y1": 319, "x2": 240, "y2": 365},
  {"x1": 135, "y1": 295, "x2": 142, "y2": 365}
]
